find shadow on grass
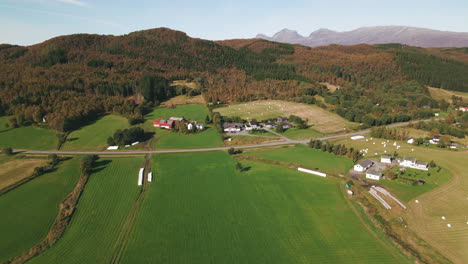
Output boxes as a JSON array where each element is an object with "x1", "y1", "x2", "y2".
[{"x1": 90, "y1": 159, "x2": 112, "y2": 174}]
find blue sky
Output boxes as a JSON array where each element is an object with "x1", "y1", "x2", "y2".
[{"x1": 1, "y1": 0, "x2": 467, "y2": 45}]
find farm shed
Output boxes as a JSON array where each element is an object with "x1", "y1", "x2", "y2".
[
  {"x1": 366, "y1": 170, "x2": 383, "y2": 181},
  {"x1": 380, "y1": 155, "x2": 392, "y2": 164}
]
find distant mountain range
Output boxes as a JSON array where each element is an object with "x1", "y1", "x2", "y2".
[{"x1": 256, "y1": 26, "x2": 468, "y2": 47}]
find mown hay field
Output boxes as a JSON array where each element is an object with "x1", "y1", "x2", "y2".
[
  {"x1": 0, "y1": 158, "x2": 47, "y2": 190},
  {"x1": 0, "y1": 117, "x2": 57, "y2": 150},
  {"x1": 214, "y1": 100, "x2": 356, "y2": 133},
  {"x1": 121, "y1": 151, "x2": 407, "y2": 263},
  {"x1": 332, "y1": 136, "x2": 468, "y2": 263},
  {"x1": 0, "y1": 158, "x2": 80, "y2": 262},
  {"x1": 242, "y1": 145, "x2": 354, "y2": 175},
  {"x1": 62, "y1": 114, "x2": 129, "y2": 151},
  {"x1": 30, "y1": 157, "x2": 142, "y2": 264}
]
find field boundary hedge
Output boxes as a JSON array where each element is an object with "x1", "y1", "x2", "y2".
[{"x1": 4, "y1": 165, "x2": 91, "y2": 264}]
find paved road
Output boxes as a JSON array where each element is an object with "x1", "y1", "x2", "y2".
[{"x1": 18, "y1": 118, "x2": 439, "y2": 155}]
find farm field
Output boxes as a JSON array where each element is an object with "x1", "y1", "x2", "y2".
[
  {"x1": 0, "y1": 158, "x2": 47, "y2": 190},
  {"x1": 224, "y1": 135, "x2": 282, "y2": 146},
  {"x1": 332, "y1": 136, "x2": 468, "y2": 263},
  {"x1": 154, "y1": 127, "x2": 223, "y2": 149},
  {"x1": 427, "y1": 86, "x2": 468, "y2": 103},
  {"x1": 61, "y1": 114, "x2": 129, "y2": 151},
  {"x1": 0, "y1": 117, "x2": 57, "y2": 150},
  {"x1": 242, "y1": 145, "x2": 354, "y2": 175},
  {"x1": 380, "y1": 167, "x2": 452, "y2": 202},
  {"x1": 121, "y1": 151, "x2": 407, "y2": 263},
  {"x1": 160, "y1": 95, "x2": 206, "y2": 106},
  {"x1": 280, "y1": 127, "x2": 323, "y2": 139},
  {"x1": 0, "y1": 158, "x2": 80, "y2": 263},
  {"x1": 30, "y1": 157, "x2": 142, "y2": 264},
  {"x1": 213, "y1": 100, "x2": 356, "y2": 133}
]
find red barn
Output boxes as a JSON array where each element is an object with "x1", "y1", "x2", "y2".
[{"x1": 153, "y1": 119, "x2": 174, "y2": 129}]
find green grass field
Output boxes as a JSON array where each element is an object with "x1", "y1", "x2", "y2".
[
  {"x1": 0, "y1": 117, "x2": 57, "y2": 150},
  {"x1": 30, "y1": 157, "x2": 142, "y2": 264},
  {"x1": 0, "y1": 158, "x2": 80, "y2": 262},
  {"x1": 243, "y1": 145, "x2": 354, "y2": 175},
  {"x1": 281, "y1": 127, "x2": 323, "y2": 139},
  {"x1": 121, "y1": 151, "x2": 407, "y2": 263},
  {"x1": 146, "y1": 104, "x2": 209, "y2": 123},
  {"x1": 380, "y1": 167, "x2": 452, "y2": 202},
  {"x1": 154, "y1": 127, "x2": 223, "y2": 149},
  {"x1": 61, "y1": 115, "x2": 129, "y2": 151}
]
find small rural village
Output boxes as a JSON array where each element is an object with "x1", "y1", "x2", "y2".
[{"x1": 1, "y1": 4, "x2": 468, "y2": 263}]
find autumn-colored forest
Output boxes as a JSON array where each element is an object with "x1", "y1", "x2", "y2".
[{"x1": 0, "y1": 27, "x2": 467, "y2": 131}]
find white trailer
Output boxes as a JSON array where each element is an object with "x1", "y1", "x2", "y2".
[
  {"x1": 138, "y1": 168, "x2": 144, "y2": 186},
  {"x1": 297, "y1": 168, "x2": 327, "y2": 177},
  {"x1": 148, "y1": 172, "x2": 152, "y2": 182}
]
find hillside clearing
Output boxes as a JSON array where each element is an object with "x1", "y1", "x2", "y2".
[
  {"x1": 0, "y1": 117, "x2": 57, "y2": 150},
  {"x1": 161, "y1": 95, "x2": 206, "y2": 106},
  {"x1": 0, "y1": 158, "x2": 80, "y2": 263},
  {"x1": 30, "y1": 157, "x2": 142, "y2": 264},
  {"x1": 213, "y1": 100, "x2": 356, "y2": 133},
  {"x1": 121, "y1": 151, "x2": 407, "y2": 263},
  {"x1": 62, "y1": 115, "x2": 129, "y2": 151},
  {"x1": 428, "y1": 87, "x2": 468, "y2": 103},
  {"x1": 0, "y1": 159, "x2": 47, "y2": 190}
]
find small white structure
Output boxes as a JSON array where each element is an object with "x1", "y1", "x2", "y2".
[
  {"x1": 148, "y1": 172, "x2": 153, "y2": 182},
  {"x1": 297, "y1": 168, "x2": 326, "y2": 177},
  {"x1": 432, "y1": 135, "x2": 440, "y2": 143},
  {"x1": 107, "y1": 146, "x2": 119, "y2": 150},
  {"x1": 131, "y1": 141, "x2": 139, "y2": 146},
  {"x1": 223, "y1": 123, "x2": 242, "y2": 132},
  {"x1": 381, "y1": 155, "x2": 392, "y2": 164},
  {"x1": 366, "y1": 170, "x2": 383, "y2": 180},
  {"x1": 138, "y1": 168, "x2": 144, "y2": 186},
  {"x1": 354, "y1": 159, "x2": 373, "y2": 172},
  {"x1": 244, "y1": 125, "x2": 253, "y2": 131},
  {"x1": 351, "y1": 135, "x2": 364, "y2": 140},
  {"x1": 169, "y1": 117, "x2": 184, "y2": 121},
  {"x1": 347, "y1": 190, "x2": 354, "y2": 195},
  {"x1": 407, "y1": 138, "x2": 415, "y2": 144}
]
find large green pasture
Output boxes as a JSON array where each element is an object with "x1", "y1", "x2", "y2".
[
  {"x1": 30, "y1": 157, "x2": 142, "y2": 264},
  {"x1": 280, "y1": 127, "x2": 323, "y2": 139},
  {"x1": 0, "y1": 117, "x2": 57, "y2": 150},
  {"x1": 61, "y1": 114, "x2": 129, "y2": 151},
  {"x1": 154, "y1": 127, "x2": 223, "y2": 149},
  {"x1": 380, "y1": 167, "x2": 452, "y2": 202},
  {"x1": 0, "y1": 158, "x2": 80, "y2": 262},
  {"x1": 243, "y1": 145, "x2": 354, "y2": 175},
  {"x1": 121, "y1": 151, "x2": 407, "y2": 263}
]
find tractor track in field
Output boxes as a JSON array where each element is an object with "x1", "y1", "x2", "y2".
[{"x1": 109, "y1": 153, "x2": 152, "y2": 264}]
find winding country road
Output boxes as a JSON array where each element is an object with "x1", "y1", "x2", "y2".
[{"x1": 16, "y1": 118, "x2": 438, "y2": 155}]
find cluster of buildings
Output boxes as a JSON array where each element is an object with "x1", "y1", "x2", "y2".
[
  {"x1": 153, "y1": 117, "x2": 205, "y2": 131},
  {"x1": 223, "y1": 117, "x2": 294, "y2": 133},
  {"x1": 354, "y1": 155, "x2": 429, "y2": 181}
]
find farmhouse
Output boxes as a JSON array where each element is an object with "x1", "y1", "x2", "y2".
[
  {"x1": 263, "y1": 121, "x2": 276, "y2": 129},
  {"x1": 399, "y1": 157, "x2": 428, "y2": 171},
  {"x1": 381, "y1": 155, "x2": 392, "y2": 164},
  {"x1": 366, "y1": 170, "x2": 383, "y2": 180},
  {"x1": 153, "y1": 119, "x2": 175, "y2": 129},
  {"x1": 354, "y1": 159, "x2": 373, "y2": 172},
  {"x1": 187, "y1": 122, "x2": 205, "y2": 130},
  {"x1": 432, "y1": 135, "x2": 440, "y2": 143},
  {"x1": 458, "y1": 106, "x2": 468, "y2": 112},
  {"x1": 249, "y1": 120, "x2": 260, "y2": 129},
  {"x1": 223, "y1": 123, "x2": 243, "y2": 132},
  {"x1": 279, "y1": 122, "x2": 294, "y2": 129}
]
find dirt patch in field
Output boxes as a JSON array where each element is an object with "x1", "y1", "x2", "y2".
[
  {"x1": 170, "y1": 80, "x2": 199, "y2": 89},
  {"x1": 214, "y1": 100, "x2": 356, "y2": 133},
  {"x1": 0, "y1": 159, "x2": 46, "y2": 190},
  {"x1": 320, "y1": 82, "x2": 340, "y2": 92},
  {"x1": 161, "y1": 95, "x2": 206, "y2": 106}
]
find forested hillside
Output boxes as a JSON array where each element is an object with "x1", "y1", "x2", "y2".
[{"x1": 0, "y1": 28, "x2": 466, "y2": 131}]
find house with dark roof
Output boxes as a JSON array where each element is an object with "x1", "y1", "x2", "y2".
[
  {"x1": 353, "y1": 159, "x2": 374, "y2": 172},
  {"x1": 366, "y1": 170, "x2": 383, "y2": 180}
]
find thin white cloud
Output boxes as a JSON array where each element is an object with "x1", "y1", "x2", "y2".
[
  {"x1": 56, "y1": 0, "x2": 87, "y2": 7},
  {"x1": 0, "y1": 4, "x2": 125, "y2": 29}
]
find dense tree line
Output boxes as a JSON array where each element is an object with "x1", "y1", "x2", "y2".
[
  {"x1": 107, "y1": 127, "x2": 145, "y2": 146},
  {"x1": 409, "y1": 120, "x2": 466, "y2": 138},
  {"x1": 308, "y1": 140, "x2": 363, "y2": 162},
  {"x1": 369, "y1": 127, "x2": 410, "y2": 141}
]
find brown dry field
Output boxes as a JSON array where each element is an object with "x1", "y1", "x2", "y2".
[
  {"x1": 161, "y1": 95, "x2": 206, "y2": 106},
  {"x1": 428, "y1": 87, "x2": 468, "y2": 103},
  {"x1": 214, "y1": 100, "x2": 356, "y2": 133},
  {"x1": 170, "y1": 80, "x2": 199, "y2": 89},
  {"x1": 0, "y1": 159, "x2": 46, "y2": 190},
  {"x1": 333, "y1": 137, "x2": 468, "y2": 263}
]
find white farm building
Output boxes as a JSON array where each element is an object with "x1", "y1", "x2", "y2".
[
  {"x1": 380, "y1": 155, "x2": 392, "y2": 164},
  {"x1": 366, "y1": 170, "x2": 383, "y2": 180},
  {"x1": 399, "y1": 157, "x2": 428, "y2": 171},
  {"x1": 354, "y1": 159, "x2": 373, "y2": 172}
]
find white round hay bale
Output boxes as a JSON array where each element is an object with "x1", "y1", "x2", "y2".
[
  {"x1": 442, "y1": 216, "x2": 446, "y2": 220},
  {"x1": 415, "y1": 200, "x2": 419, "y2": 203},
  {"x1": 447, "y1": 224, "x2": 451, "y2": 228}
]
